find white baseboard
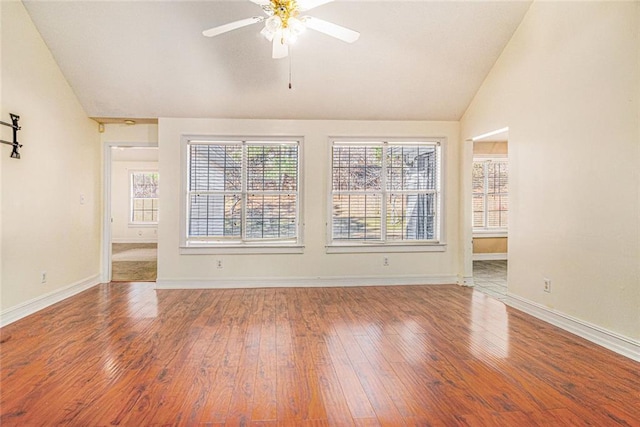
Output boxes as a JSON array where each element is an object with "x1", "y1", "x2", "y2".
[
  {"x1": 505, "y1": 294, "x2": 640, "y2": 362},
  {"x1": 111, "y1": 238, "x2": 158, "y2": 244},
  {"x1": 473, "y1": 252, "x2": 507, "y2": 261},
  {"x1": 0, "y1": 274, "x2": 101, "y2": 328},
  {"x1": 156, "y1": 274, "x2": 459, "y2": 290}
]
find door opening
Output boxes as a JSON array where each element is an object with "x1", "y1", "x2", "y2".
[
  {"x1": 468, "y1": 128, "x2": 509, "y2": 299},
  {"x1": 102, "y1": 143, "x2": 158, "y2": 283}
]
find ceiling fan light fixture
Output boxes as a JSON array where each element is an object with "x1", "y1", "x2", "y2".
[
  {"x1": 260, "y1": 26, "x2": 275, "y2": 41},
  {"x1": 288, "y1": 17, "x2": 306, "y2": 36},
  {"x1": 261, "y1": 6, "x2": 306, "y2": 45},
  {"x1": 282, "y1": 28, "x2": 297, "y2": 44},
  {"x1": 265, "y1": 15, "x2": 282, "y2": 33},
  {"x1": 203, "y1": 0, "x2": 359, "y2": 60}
]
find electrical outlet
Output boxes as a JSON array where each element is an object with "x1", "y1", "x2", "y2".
[
  {"x1": 41, "y1": 271, "x2": 47, "y2": 284},
  {"x1": 383, "y1": 256, "x2": 389, "y2": 266},
  {"x1": 544, "y1": 278, "x2": 551, "y2": 293},
  {"x1": 217, "y1": 260, "x2": 223, "y2": 269}
]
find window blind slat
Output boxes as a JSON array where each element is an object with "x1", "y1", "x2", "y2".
[{"x1": 473, "y1": 159, "x2": 508, "y2": 229}]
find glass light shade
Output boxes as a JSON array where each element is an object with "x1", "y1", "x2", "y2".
[
  {"x1": 260, "y1": 26, "x2": 275, "y2": 41},
  {"x1": 265, "y1": 15, "x2": 282, "y2": 33},
  {"x1": 282, "y1": 28, "x2": 297, "y2": 44},
  {"x1": 288, "y1": 17, "x2": 306, "y2": 36}
]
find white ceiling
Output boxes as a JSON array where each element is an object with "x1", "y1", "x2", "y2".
[{"x1": 23, "y1": 0, "x2": 531, "y2": 121}]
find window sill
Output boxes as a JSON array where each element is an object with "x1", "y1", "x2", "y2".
[
  {"x1": 180, "y1": 244, "x2": 304, "y2": 255},
  {"x1": 326, "y1": 243, "x2": 446, "y2": 254},
  {"x1": 473, "y1": 230, "x2": 507, "y2": 238},
  {"x1": 128, "y1": 223, "x2": 158, "y2": 228}
]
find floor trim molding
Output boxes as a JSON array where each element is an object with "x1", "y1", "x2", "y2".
[
  {"x1": 473, "y1": 253, "x2": 507, "y2": 261},
  {"x1": 505, "y1": 293, "x2": 640, "y2": 362},
  {"x1": 156, "y1": 274, "x2": 458, "y2": 290},
  {"x1": 0, "y1": 274, "x2": 101, "y2": 327},
  {"x1": 111, "y1": 238, "x2": 158, "y2": 244}
]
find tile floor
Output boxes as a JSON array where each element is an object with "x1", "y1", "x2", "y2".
[
  {"x1": 473, "y1": 260, "x2": 507, "y2": 300},
  {"x1": 111, "y1": 243, "x2": 157, "y2": 282}
]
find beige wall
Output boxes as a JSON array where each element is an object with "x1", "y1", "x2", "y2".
[
  {"x1": 101, "y1": 123, "x2": 158, "y2": 145},
  {"x1": 474, "y1": 140, "x2": 507, "y2": 156},
  {"x1": 461, "y1": 1, "x2": 640, "y2": 340},
  {"x1": 0, "y1": 1, "x2": 4, "y2": 307},
  {"x1": 1, "y1": 1, "x2": 101, "y2": 311},
  {"x1": 157, "y1": 118, "x2": 461, "y2": 285}
]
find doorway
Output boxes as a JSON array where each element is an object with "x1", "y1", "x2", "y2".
[
  {"x1": 468, "y1": 128, "x2": 509, "y2": 299},
  {"x1": 103, "y1": 144, "x2": 158, "y2": 283}
]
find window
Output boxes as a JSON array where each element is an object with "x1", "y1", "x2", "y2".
[
  {"x1": 185, "y1": 139, "x2": 300, "y2": 248},
  {"x1": 330, "y1": 140, "x2": 442, "y2": 247},
  {"x1": 130, "y1": 171, "x2": 159, "y2": 224},
  {"x1": 473, "y1": 158, "x2": 508, "y2": 232}
]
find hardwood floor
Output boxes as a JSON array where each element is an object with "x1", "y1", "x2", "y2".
[{"x1": 1, "y1": 284, "x2": 638, "y2": 426}]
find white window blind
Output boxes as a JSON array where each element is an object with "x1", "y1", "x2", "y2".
[
  {"x1": 187, "y1": 140, "x2": 299, "y2": 244},
  {"x1": 130, "y1": 171, "x2": 159, "y2": 223},
  {"x1": 473, "y1": 159, "x2": 508, "y2": 230},
  {"x1": 331, "y1": 141, "x2": 441, "y2": 243}
]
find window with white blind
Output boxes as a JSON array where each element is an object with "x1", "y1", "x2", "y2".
[
  {"x1": 472, "y1": 158, "x2": 508, "y2": 233},
  {"x1": 184, "y1": 138, "x2": 300, "y2": 250},
  {"x1": 329, "y1": 140, "x2": 443, "y2": 249},
  {"x1": 130, "y1": 171, "x2": 159, "y2": 224}
]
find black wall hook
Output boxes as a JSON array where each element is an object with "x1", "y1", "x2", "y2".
[{"x1": 0, "y1": 113, "x2": 22, "y2": 159}]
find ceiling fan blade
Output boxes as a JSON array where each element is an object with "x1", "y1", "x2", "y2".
[
  {"x1": 202, "y1": 16, "x2": 263, "y2": 37},
  {"x1": 272, "y1": 38, "x2": 289, "y2": 59},
  {"x1": 303, "y1": 17, "x2": 360, "y2": 43},
  {"x1": 297, "y1": 0, "x2": 334, "y2": 12}
]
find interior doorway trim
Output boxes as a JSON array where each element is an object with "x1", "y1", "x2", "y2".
[
  {"x1": 101, "y1": 141, "x2": 158, "y2": 284},
  {"x1": 471, "y1": 127, "x2": 509, "y2": 142},
  {"x1": 462, "y1": 127, "x2": 509, "y2": 287}
]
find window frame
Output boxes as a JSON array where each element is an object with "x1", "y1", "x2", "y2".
[
  {"x1": 472, "y1": 155, "x2": 508, "y2": 237},
  {"x1": 180, "y1": 135, "x2": 304, "y2": 254},
  {"x1": 129, "y1": 170, "x2": 159, "y2": 227},
  {"x1": 326, "y1": 137, "x2": 446, "y2": 253}
]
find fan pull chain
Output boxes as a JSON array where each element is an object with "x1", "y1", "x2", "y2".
[{"x1": 288, "y1": 46, "x2": 293, "y2": 89}]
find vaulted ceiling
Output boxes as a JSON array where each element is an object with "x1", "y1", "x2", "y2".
[{"x1": 23, "y1": 0, "x2": 531, "y2": 121}]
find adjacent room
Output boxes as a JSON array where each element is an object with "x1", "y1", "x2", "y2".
[
  {"x1": 110, "y1": 146, "x2": 159, "y2": 282},
  {"x1": 1, "y1": 0, "x2": 638, "y2": 425}
]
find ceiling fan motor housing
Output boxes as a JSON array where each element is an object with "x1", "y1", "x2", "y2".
[{"x1": 270, "y1": 0, "x2": 299, "y2": 28}]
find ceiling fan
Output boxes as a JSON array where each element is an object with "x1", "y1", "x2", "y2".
[{"x1": 202, "y1": 0, "x2": 360, "y2": 59}]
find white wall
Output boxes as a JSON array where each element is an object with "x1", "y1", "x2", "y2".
[
  {"x1": 101, "y1": 123, "x2": 158, "y2": 145},
  {"x1": 1, "y1": 1, "x2": 101, "y2": 315},
  {"x1": 111, "y1": 160, "x2": 158, "y2": 243},
  {"x1": 0, "y1": 1, "x2": 4, "y2": 307},
  {"x1": 158, "y1": 118, "x2": 461, "y2": 287},
  {"x1": 461, "y1": 1, "x2": 640, "y2": 341}
]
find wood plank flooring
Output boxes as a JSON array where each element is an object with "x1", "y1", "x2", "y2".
[{"x1": 1, "y1": 283, "x2": 638, "y2": 426}]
